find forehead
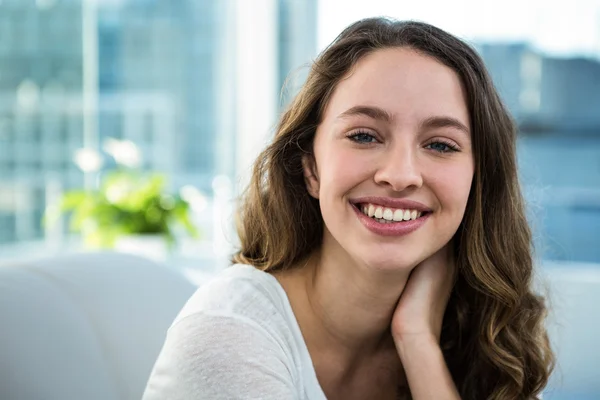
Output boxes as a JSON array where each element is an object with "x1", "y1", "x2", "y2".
[{"x1": 322, "y1": 47, "x2": 470, "y2": 130}]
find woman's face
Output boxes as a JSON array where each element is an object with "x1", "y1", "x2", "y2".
[{"x1": 304, "y1": 47, "x2": 474, "y2": 271}]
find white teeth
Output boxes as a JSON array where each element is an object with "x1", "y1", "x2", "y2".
[
  {"x1": 393, "y1": 209, "x2": 404, "y2": 222},
  {"x1": 382, "y1": 208, "x2": 393, "y2": 221},
  {"x1": 374, "y1": 207, "x2": 383, "y2": 219},
  {"x1": 359, "y1": 203, "x2": 425, "y2": 223}
]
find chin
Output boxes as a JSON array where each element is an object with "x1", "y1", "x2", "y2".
[{"x1": 357, "y1": 252, "x2": 422, "y2": 273}]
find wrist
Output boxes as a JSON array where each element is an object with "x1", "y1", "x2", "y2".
[{"x1": 393, "y1": 332, "x2": 440, "y2": 360}]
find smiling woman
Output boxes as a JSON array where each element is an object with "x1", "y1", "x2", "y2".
[{"x1": 143, "y1": 18, "x2": 554, "y2": 400}]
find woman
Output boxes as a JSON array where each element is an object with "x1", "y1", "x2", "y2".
[{"x1": 143, "y1": 18, "x2": 554, "y2": 399}]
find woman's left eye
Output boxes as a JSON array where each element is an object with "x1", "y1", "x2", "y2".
[{"x1": 425, "y1": 141, "x2": 459, "y2": 153}]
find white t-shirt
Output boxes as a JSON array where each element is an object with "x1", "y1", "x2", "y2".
[{"x1": 142, "y1": 264, "x2": 328, "y2": 400}]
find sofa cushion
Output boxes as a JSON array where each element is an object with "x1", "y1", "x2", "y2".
[{"x1": 0, "y1": 252, "x2": 196, "y2": 400}]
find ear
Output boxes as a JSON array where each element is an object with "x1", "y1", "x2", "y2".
[{"x1": 301, "y1": 154, "x2": 320, "y2": 199}]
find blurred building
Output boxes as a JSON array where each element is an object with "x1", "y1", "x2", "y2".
[
  {"x1": 277, "y1": 0, "x2": 318, "y2": 108},
  {"x1": 0, "y1": 0, "x2": 317, "y2": 246},
  {"x1": 478, "y1": 43, "x2": 600, "y2": 127},
  {"x1": 0, "y1": 0, "x2": 84, "y2": 244},
  {"x1": 0, "y1": 0, "x2": 177, "y2": 244},
  {"x1": 98, "y1": 0, "x2": 216, "y2": 185},
  {"x1": 478, "y1": 43, "x2": 600, "y2": 262}
]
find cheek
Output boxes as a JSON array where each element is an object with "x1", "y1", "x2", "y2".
[
  {"x1": 426, "y1": 163, "x2": 473, "y2": 246},
  {"x1": 318, "y1": 147, "x2": 373, "y2": 196},
  {"x1": 431, "y1": 162, "x2": 474, "y2": 215}
]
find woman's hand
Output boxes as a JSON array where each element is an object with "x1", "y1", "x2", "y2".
[
  {"x1": 391, "y1": 243, "x2": 456, "y2": 344},
  {"x1": 391, "y1": 244, "x2": 461, "y2": 399}
]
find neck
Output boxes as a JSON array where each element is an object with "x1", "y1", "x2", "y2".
[{"x1": 275, "y1": 235, "x2": 411, "y2": 373}]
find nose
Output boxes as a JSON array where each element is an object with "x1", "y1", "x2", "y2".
[{"x1": 373, "y1": 145, "x2": 423, "y2": 192}]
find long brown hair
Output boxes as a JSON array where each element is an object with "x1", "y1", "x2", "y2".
[{"x1": 233, "y1": 18, "x2": 554, "y2": 399}]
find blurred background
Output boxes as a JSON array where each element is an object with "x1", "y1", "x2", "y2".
[{"x1": 0, "y1": 0, "x2": 598, "y2": 399}]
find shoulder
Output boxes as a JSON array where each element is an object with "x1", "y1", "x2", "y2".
[
  {"x1": 142, "y1": 265, "x2": 303, "y2": 399},
  {"x1": 167, "y1": 264, "x2": 305, "y2": 362},
  {"x1": 172, "y1": 264, "x2": 289, "y2": 328}
]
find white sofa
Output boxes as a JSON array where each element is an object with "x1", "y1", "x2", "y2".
[{"x1": 0, "y1": 252, "x2": 197, "y2": 400}]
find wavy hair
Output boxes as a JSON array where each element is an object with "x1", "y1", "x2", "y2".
[{"x1": 233, "y1": 18, "x2": 554, "y2": 399}]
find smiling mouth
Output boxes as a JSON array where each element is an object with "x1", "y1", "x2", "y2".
[{"x1": 352, "y1": 202, "x2": 431, "y2": 224}]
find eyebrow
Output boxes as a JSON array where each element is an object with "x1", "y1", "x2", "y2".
[
  {"x1": 337, "y1": 105, "x2": 470, "y2": 136},
  {"x1": 337, "y1": 105, "x2": 394, "y2": 123},
  {"x1": 421, "y1": 116, "x2": 471, "y2": 137}
]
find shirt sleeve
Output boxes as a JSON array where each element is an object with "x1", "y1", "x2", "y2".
[{"x1": 142, "y1": 312, "x2": 298, "y2": 400}]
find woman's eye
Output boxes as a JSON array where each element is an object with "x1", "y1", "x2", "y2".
[
  {"x1": 426, "y1": 141, "x2": 459, "y2": 153},
  {"x1": 347, "y1": 132, "x2": 378, "y2": 144}
]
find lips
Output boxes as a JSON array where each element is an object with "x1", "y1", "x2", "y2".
[{"x1": 350, "y1": 202, "x2": 430, "y2": 236}]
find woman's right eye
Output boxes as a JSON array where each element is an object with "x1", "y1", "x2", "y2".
[{"x1": 347, "y1": 131, "x2": 378, "y2": 144}]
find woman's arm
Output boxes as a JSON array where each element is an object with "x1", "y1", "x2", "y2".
[{"x1": 394, "y1": 334, "x2": 460, "y2": 400}]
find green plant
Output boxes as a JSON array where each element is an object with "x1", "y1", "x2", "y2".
[{"x1": 46, "y1": 169, "x2": 199, "y2": 249}]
